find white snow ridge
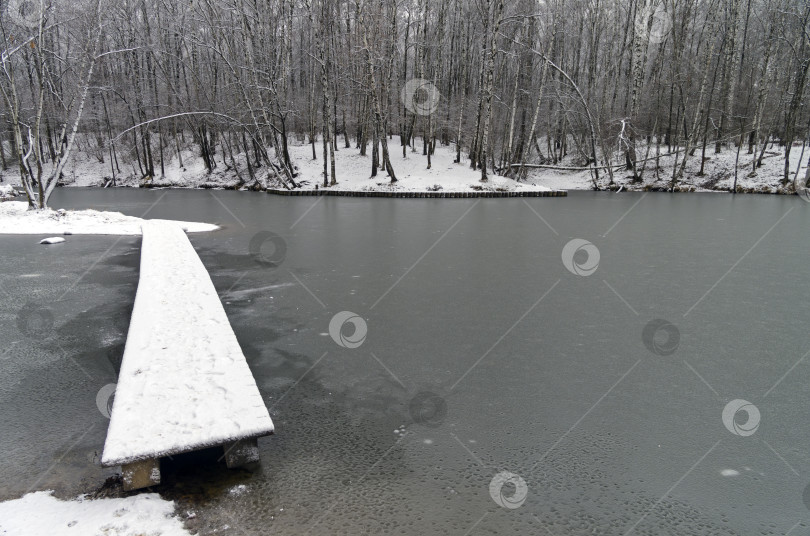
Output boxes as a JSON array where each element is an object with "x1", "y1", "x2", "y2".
[{"x1": 0, "y1": 491, "x2": 192, "y2": 536}]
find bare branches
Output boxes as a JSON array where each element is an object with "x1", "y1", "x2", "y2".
[{"x1": 0, "y1": 0, "x2": 807, "y2": 198}]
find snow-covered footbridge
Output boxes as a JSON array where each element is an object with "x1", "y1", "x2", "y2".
[{"x1": 101, "y1": 221, "x2": 274, "y2": 491}]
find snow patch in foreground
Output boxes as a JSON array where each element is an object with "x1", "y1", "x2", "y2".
[
  {"x1": 0, "y1": 490, "x2": 192, "y2": 536},
  {"x1": 0, "y1": 201, "x2": 218, "y2": 235},
  {"x1": 39, "y1": 236, "x2": 66, "y2": 244}
]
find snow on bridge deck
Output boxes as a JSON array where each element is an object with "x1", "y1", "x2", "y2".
[{"x1": 102, "y1": 221, "x2": 273, "y2": 490}]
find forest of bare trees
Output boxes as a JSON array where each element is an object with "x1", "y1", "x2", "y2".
[{"x1": 2, "y1": 0, "x2": 810, "y2": 207}]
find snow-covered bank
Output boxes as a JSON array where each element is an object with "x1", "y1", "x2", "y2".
[
  {"x1": 0, "y1": 491, "x2": 192, "y2": 536},
  {"x1": 524, "y1": 144, "x2": 810, "y2": 194},
  {"x1": 0, "y1": 201, "x2": 219, "y2": 235},
  {"x1": 289, "y1": 141, "x2": 554, "y2": 194},
  {"x1": 2, "y1": 135, "x2": 557, "y2": 194},
  {"x1": 4, "y1": 133, "x2": 808, "y2": 195}
]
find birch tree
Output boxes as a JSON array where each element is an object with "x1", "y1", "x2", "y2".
[{"x1": 0, "y1": 0, "x2": 103, "y2": 208}]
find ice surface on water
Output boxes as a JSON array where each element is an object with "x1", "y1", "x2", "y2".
[{"x1": 1, "y1": 189, "x2": 808, "y2": 535}]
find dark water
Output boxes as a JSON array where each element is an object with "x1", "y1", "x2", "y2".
[{"x1": 1, "y1": 188, "x2": 809, "y2": 535}]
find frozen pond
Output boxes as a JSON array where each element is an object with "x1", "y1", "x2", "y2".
[{"x1": 1, "y1": 188, "x2": 809, "y2": 535}]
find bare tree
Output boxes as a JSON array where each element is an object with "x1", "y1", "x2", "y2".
[
  {"x1": 0, "y1": 0, "x2": 806, "y2": 195},
  {"x1": 0, "y1": 0, "x2": 103, "y2": 208}
]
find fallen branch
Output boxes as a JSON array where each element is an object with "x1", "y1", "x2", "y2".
[{"x1": 501, "y1": 149, "x2": 688, "y2": 173}]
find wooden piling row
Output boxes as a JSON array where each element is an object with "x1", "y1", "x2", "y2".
[{"x1": 265, "y1": 189, "x2": 567, "y2": 198}]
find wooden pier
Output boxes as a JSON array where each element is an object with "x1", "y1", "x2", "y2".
[{"x1": 101, "y1": 221, "x2": 274, "y2": 491}]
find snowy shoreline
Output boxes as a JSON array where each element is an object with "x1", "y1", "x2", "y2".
[
  {"x1": 9, "y1": 134, "x2": 804, "y2": 197},
  {"x1": 2, "y1": 136, "x2": 808, "y2": 197},
  {"x1": 0, "y1": 491, "x2": 192, "y2": 536},
  {"x1": 0, "y1": 201, "x2": 219, "y2": 235}
]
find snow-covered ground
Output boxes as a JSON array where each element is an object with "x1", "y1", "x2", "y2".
[
  {"x1": 0, "y1": 134, "x2": 806, "y2": 195},
  {"x1": 0, "y1": 201, "x2": 218, "y2": 235},
  {"x1": 289, "y1": 140, "x2": 553, "y2": 193},
  {"x1": 0, "y1": 491, "x2": 191, "y2": 536},
  {"x1": 525, "y1": 143, "x2": 810, "y2": 193},
  {"x1": 1, "y1": 136, "x2": 556, "y2": 193}
]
